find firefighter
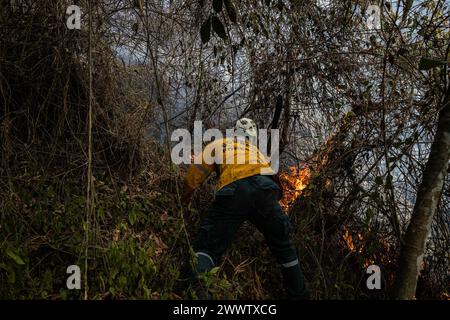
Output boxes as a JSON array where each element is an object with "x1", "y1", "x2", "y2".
[{"x1": 182, "y1": 118, "x2": 309, "y2": 300}]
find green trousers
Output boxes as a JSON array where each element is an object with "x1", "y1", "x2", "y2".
[{"x1": 192, "y1": 174, "x2": 309, "y2": 299}]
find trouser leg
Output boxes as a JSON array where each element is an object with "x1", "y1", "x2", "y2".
[
  {"x1": 250, "y1": 189, "x2": 309, "y2": 299},
  {"x1": 191, "y1": 195, "x2": 245, "y2": 276},
  {"x1": 194, "y1": 252, "x2": 215, "y2": 274},
  {"x1": 188, "y1": 195, "x2": 245, "y2": 299}
]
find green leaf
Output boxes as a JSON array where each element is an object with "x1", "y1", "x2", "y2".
[
  {"x1": 6, "y1": 249, "x2": 25, "y2": 265},
  {"x1": 200, "y1": 16, "x2": 211, "y2": 44},
  {"x1": 224, "y1": 0, "x2": 237, "y2": 23},
  {"x1": 98, "y1": 207, "x2": 105, "y2": 220},
  {"x1": 418, "y1": 57, "x2": 447, "y2": 70},
  {"x1": 209, "y1": 267, "x2": 220, "y2": 275},
  {"x1": 129, "y1": 239, "x2": 135, "y2": 256},
  {"x1": 129, "y1": 207, "x2": 137, "y2": 226},
  {"x1": 213, "y1": 0, "x2": 223, "y2": 13},
  {"x1": 212, "y1": 16, "x2": 227, "y2": 40}
]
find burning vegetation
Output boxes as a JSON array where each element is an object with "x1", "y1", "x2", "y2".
[{"x1": 279, "y1": 165, "x2": 311, "y2": 212}]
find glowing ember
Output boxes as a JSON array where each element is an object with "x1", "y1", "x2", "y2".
[
  {"x1": 279, "y1": 165, "x2": 311, "y2": 211},
  {"x1": 363, "y1": 259, "x2": 375, "y2": 269}
]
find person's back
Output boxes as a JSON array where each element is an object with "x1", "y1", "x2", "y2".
[
  {"x1": 183, "y1": 133, "x2": 275, "y2": 199},
  {"x1": 182, "y1": 118, "x2": 309, "y2": 300}
]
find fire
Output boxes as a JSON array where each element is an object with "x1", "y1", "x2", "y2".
[
  {"x1": 343, "y1": 227, "x2": 366, "y2": 254},
  {"x1": 343, "y1": 228, "x2": 356, "y2": 252},
  {"x1": 279, "y1": 165, "x2": 311, "y2": 211}
]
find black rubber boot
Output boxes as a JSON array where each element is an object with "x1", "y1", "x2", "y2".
[
  {"x1": 194, "y1": 253, "x2": 215, "y2": 274},
  {"x1": 281, "y1": 263, "x2": 310, "y2": 300}
]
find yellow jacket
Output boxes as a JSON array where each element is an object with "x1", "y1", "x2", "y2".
[{"x1": 183, "y1": 137, "x2": 275, "y2": 199}]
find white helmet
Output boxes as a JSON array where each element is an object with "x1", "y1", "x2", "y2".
[{"x1": 235, "y1": 118, "x2": 257, "y2": 137}]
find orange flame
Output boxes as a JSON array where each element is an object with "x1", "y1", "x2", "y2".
[
  {"x1": 343, "y1": 228, "x2": 356, "y2": 252},
  {"x1": 279, "y1": 165, "x2": 311, "y2": 211},
  {"x1": 343, "y1": 227, "x2": 368, "y2": 255}
]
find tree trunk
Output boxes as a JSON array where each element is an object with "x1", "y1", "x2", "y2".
[{"x1": 394, "y1": 85, "x2": 450, "y2": 299}]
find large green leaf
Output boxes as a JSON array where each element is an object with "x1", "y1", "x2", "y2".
[
  {"x1": 6, "y1": 249, "x2": 25, "y2": 265},
  {"x1": 418, "y1": 57, "x2": 447, "y2": 71},
  {"x1": 212, "y1": 16, "x2": 227, "y2": 40},
  {"x1": 224, "y1": 0, "x2": 237, "y2": 23},
  {"x1": 200, "y1": 16, "x2": 212, "y2": 44}
]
